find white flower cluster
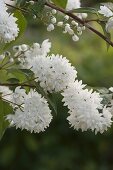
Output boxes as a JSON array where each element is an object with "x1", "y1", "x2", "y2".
[
  {"x1": 7, "y1": 87, "x2": 52, "y2": 133},
  {"x1": 66, "y1": 0, "x2": 81, "y2": 11},
  {"x1": 98, "y1": 5, "x2": 113, "y2": 33},
  {"x1": 0, "y1": 0, "x2": 19, "y2": 43},
  {"x1": 7, "y1": 39, "x2": 112, "y2": 134},
  {"x1": 46, "y1": 0, "x2": 87, "y2": 42},
  {"x1": 109, "y1": 87, "x2": 113, "y2": 93},
  {"x1": 66, "y1": 0, "x2": 87, "y2": 19},
  {"x1": 62, "y1": 81, "x2": 112, "y2": 134},
  {"x1": 14, "y1": 39, "x2": 77, "y2": 93}
]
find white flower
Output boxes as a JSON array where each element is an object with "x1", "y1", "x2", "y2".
[
  {"x1": 62, "y1": 81, "x2": 112, "y2": 134},
  {"x1": 0, "y1": 86, "x2": 12, "y2": 101},
  {"x1": 29, "y1": 0, "x2": 34, "y2": 5},
  {"x1": 47, "y1": 24, "x2": 55, "y2": 32},
  {"x1": 109, "y1": 87, "x2": 113, "y2": 92},
  {"x1": 41, "y1": 39, "x2": 51, "y2": 56},
  {"x1": 98, "y1": 5, "x2": 113, "y2": 17},
  {"x1": 64, "y1": 15, "x2": 69, "y2": 20},
  {"x1": 0, "y1": 0, "x2": 8, "y2": 12},
  {"x1": 71, "y1": 20, "x2": 78, "y2": 26},
  {"x1": 19, "y1": 39, "x2": 51, "y2": 68},
  {"x1": 48, "y1": 54, "x2": 77, "y2": 92},
  {"x1": 27, "y1": 39, "x2": 51, "y2": 58},
  {"x1": 66, "y1": 0, "x2": 81, "y2": 11},
  {"x1": 21, "y1": 44, "x2": 28, "y2": 51},
  {"x1": 72, "y1": 34, "x2": 79, "y2": 42},
  {"x1": 106, "y1": 17, "x2": 113, "y2": 33},
  {"x1": 7, "y1": 89, "x2": 52, "y2": 133},
  {"x1": 51, "y1": 17, "x2": 57, "y2": 24},
  {"x1": 11, "y1": 86, "x2": 26, "y2": 107},
  {"x1": 52, "y1": 9, "x2": 57, "y2": 15},
  {"x1": 31, "y1": 54, "x2": 77, "y2": 93},
  {"x1": 0, "y1": 0, "x2": 19, "y2": 43},
  {"x1": 81, "y1": 13, "x2": 88, "y2": 19},
  {"x1": 64, "y1": 24, "x2": 74, "y2": 35},
  {"x1": 57, "y1": 21, "x2": 64, "y2": 27},
  {"x1": 5, "y1": 0, "x2": 15, "y2": 6},
  {"x1": 66, "y1": 0, "x2": 87, "y2": 20},
  {"x1": 18, "y1": 40, "x2": 77, "y2": 93},
  {"x1": 0, "y1": 12, "x2": 19, "y2": 43}
]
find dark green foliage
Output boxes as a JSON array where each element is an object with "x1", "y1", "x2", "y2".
[
  {"x1": 51, "y1": 0, "x2": 67, "y2": 8},
  {"x1": 0, "y1": 101, "x2": 13, "y2": 140}
]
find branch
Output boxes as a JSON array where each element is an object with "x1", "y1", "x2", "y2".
[
  {"x1": 6, "y1": 1, "x2": 113, "y2": 47},
  {"x1": 5, "y1": 3, "x2": 29, "y2": 13},
  {"x1": 45, "y1": 1, "x2": 113, "y2": 47}
]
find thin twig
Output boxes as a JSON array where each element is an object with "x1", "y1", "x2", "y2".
[
  {"x1": 5, "y1": 3, "x2": 29, "y2": 13},
  {"x1": 6, "y1": 1, "x2": 113, "y2": 47},
  {"x1": 45, "y1": 1, "x2": 113, "y2": 47}
]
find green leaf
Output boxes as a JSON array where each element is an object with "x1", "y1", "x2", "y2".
[
  {"x1": 69, "y1": 7, "x2": 98, "y2": 14},
  {"x1": 16, "y1": 0, "x2": 26, "y2": 7},
  {"x1": 99, "y1": 21, "x2": 111, "y2": 51},
  {"x1": 7, "y1": 69, "x2": 28, "y2": 83},
  {"x1": 0, "y1": 100, "x2": 13, "y2": 140},
  {"x1": 0, "y1": 10, "x2": 27, "y2": 53},
  {"x1": 47, "y1": 93, "x2": 58, "y2": 114},
  {"x1": 52, "y1": 0, "x2": 67, "y2": 9},
  {"x1": 31, "y1": 0, "x2": 46, "y2": 17},
  {"x1": 0, "y1": 70, "x2": 8, "y2": 83},
  {"x1": 35, "y1": 83, "x2": 57, "y2": 114}
]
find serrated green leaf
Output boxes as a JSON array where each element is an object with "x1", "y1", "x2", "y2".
[
  {"x1": 0, "y1": 100, "x2": 13, "y2": 140},
  {"x1": 52, "y1": 0, "x2": 67, "y2": 9},
  {"x1": 0, "y1": 10, "x2": 27, "y2": 53}
]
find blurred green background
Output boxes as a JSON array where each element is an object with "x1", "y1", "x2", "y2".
[{"x1": 1, "y1": 0, "x2": 113, "y2": 170}]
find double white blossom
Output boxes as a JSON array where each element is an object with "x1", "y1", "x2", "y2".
[
  {"x1": 30, "y1": 54, "x2": 77, "y2": 93},
  {"x1": 62, "y1": 81, "x2": 112, "y2": 134},
  {"x1": 66, "y1": 0, "x2": 87, "y2": 19},
  {"x1": 7, "y1": 88, "x2": 52, "y2": 133},
  {"x1": 0, "y1": 0, "x2": 19, "y2": 43},
  {"x1": 4, "y1": 40, "x2": 113, "y2": 134},
  {"x1": 66, "y1": 0, "x2": 81, "y2": 11},
  {"x1": 18, "y1": 40, "x2": 77, "y2": 93},
  {"x1": 98, "y1": 5, "x2": 113, "y2": 33},
  {"x1": 0, "y1": 0, "x2": 8, "y2": 12},
  {"x1": 109, "y1": 87, "x2": 113, "y2": 92},
  {"x1": 98, "y1": 5, "x2": 113, "y2": 17}
]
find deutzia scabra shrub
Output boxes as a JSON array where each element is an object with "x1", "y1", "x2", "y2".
[{"x1": 0, "y1": 0, "x2": 113, "y2": 140}]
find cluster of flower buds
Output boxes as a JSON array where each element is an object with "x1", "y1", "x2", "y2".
[{"x1": 46, "y1": 9, "x2": 87, "y2": 42}]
